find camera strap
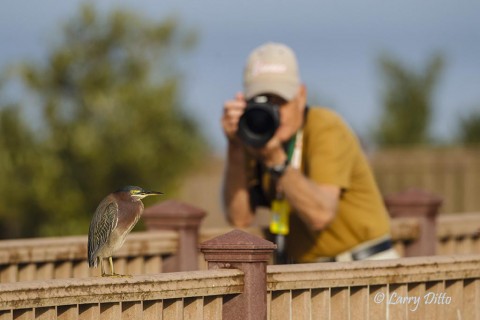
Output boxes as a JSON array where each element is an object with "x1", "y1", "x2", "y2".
[
  {"x1": 289, "y1": 129, "x2": 303, "y2": 169},
  {"x1": 269, "y1": 129, "x2": 303, "y2": 236}
]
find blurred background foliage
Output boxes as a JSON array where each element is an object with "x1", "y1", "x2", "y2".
[
  {"x1": 372, "y1": 53, "x2": 444, "y2": 147},
  {"x1": 0, "y1": 4, "x2": 479, "y2": 238},
  {"x1": 372, "y1": 53, "x2": 480, "y2": 148},
  {"x1": 0, "y1": 4, "x2": 208, "y2": 238},
  {"x1": 457, "y1": 108, "x2": 480, "y2": 146}
]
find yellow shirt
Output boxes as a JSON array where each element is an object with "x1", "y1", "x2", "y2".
[{"x1": 247, "y1": 107, "x2": 391, "y2": 262}]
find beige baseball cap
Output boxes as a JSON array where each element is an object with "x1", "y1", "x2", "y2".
[{"x1": 243, "y1": 42, "x2": 301, "y2": 101}]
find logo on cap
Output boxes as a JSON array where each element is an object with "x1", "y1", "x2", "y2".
[{"x1": 251, "y1": 61, "x2": 288, "y2": 77}]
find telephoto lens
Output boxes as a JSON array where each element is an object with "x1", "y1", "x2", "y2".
[{"x1": 237, "y1": 100, "x2": 280, "y2": 148}]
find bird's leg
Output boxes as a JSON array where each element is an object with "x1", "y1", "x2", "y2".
[
  {"x1": 100, "y1": 257, "x2": 107, "y2": 277},
  {"x1": 108, "y1": 256, "x2": 131, "y2": 278},
  {"x1": 109, "y1": 256, "x2": 115, "y2": 276}
]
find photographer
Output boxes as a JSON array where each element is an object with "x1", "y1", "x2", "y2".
[{"x1": 221, "y1": 42, "x2": 398, "y2": 263}]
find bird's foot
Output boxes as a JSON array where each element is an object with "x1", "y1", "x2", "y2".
[{"x1": 101, "y1": 273, "x2": 132, "y2": 278}]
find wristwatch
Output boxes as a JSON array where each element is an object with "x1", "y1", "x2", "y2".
[{"x1": 267, "y1": 160, "x2": 289, "y2": 179}]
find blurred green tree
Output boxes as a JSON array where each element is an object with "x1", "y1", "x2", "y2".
[
  {"x1": 457, "y1": 108, "x2": 480, "y2": 145},
  {"x1": 0, "y1": 5, "x2": 207, "y2": 238},
  {"x1": 372, "y1": 53, "x2": 444, "y2": 147}
]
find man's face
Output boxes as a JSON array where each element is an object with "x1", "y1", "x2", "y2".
[{"x1": 263, "y1": 87, "x2": 306, "y2": 143}]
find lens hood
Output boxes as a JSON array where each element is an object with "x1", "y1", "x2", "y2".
[{"x1": 237, "y1": 102, "x2": 280, "y2": 148}]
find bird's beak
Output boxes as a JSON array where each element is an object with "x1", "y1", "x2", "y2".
[{"x1": 143, "y1": 191, "x2": 163, "y2": 197}]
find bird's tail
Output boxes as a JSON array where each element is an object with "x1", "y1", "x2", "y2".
[
  {"x1": 88, "y1": 256, "x2": 97, "y2": 268},
  {"x1": 88, "y1": 247, "x2": 98, "y2": 268}
]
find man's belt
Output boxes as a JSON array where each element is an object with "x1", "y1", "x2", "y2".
[
  {"x1": 351, "y1": 238, "x2": 393, "y2": 261},
  {"x1": 314, "y1": 237, "x2": 393, "y2": 262}
]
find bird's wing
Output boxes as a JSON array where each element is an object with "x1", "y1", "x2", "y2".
[{"x1": 88, "y1": 197, "x2": 119, "y2": 266}]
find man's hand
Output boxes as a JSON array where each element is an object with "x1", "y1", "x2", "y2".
[
  {"x1": 222, "y1": 92, "x2": 287, "y2": 167},
  {"x1": 256, "y1": 136, "x2": 288, "y2": 168},
  {"x1": 221, "y1": 92, "x2": 246, "y2": 143}
]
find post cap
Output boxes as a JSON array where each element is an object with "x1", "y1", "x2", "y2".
[
  {"x1": 385, "y1": 188, "x2": 443, "y2": 218},
  {"x1": 200, "y1": 229, "x2": 276, "y2": 263}
]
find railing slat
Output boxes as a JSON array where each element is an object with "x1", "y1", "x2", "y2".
[
  {"x1": 18, "y1": 264, "x2": 35, "y2": 282},
  {"x1": 368, "y1": 285, "x2": 387, "y2": 320},
  {"x1": 270, "y1": 291, "x2": 290, "y2": 320},
  {"x1": 311, "y1": 289, "x2": 329, "y2": 319},
  {"x1": 36, "y1": 263, "x2": 54, "y2": 281},
  {"x1": 162, "y1": 299, "x2": 183, "y2": 319},
  {"x1": 12, "y1": 308, "x2": 32, "y2": 320},
  {"x1": 0, "y1": 265, "x2": 17, "y2": 283},
  {"x1": 424, "y1": 281, "x2": 443, "y2": 319},
  {"x1": 73, "y1": 261, "x2": 89, "y2": 278},
  {"x1": 78, "y1": 303, "x2": 99, "y2": 320},
  {"x1": 0, "y1": 311, "x2": 11, "y2": 320},
  {"x1": 183, "y1": 297, "x2": 203, "y2": 320},
  {"x1": 142, "y1": 300, "x2": 162, "y2": 320},
  {"x1": 56, "y1": 305, "x2": 77, "y2": 320},
  {"x1": 445, "y1": 280, "x2": 463, "y2": 320},
  {"x1": 126, "y1": 257, "x2": 143, "y2": 275},
  {"x1": 203, "y1": 296, "x2": 222, "y2": 320},
  {"x1": 99, "y1": 303, "x2": 121, "y2": 320},
  {"x1": 54, "y1": 261, "x2": 72, "y2": 279},
  {"x1": 34, "y1": 307, "x2": 55, "y2": 320},
  {"x1": 463, "y1": 279, "x2": 480, "y2": 319},
  {"x1": 407, "y1": 282, "x2": 426, "y2": 320},
  {"x1": 122, "y1": 301, "x2": 142, "y2": 319},
  {"x1": 473, "y1": 237, "x2": 480, "y2": 254},
  {"x1": 114, "y1": 258, "x2": 127, "y2": 275},
  {"x1": 291, "y1": 290, "x2": 310, "y2": 320},
  {"x1": 144, "y1": 256, "x2": 161, "y2": 275},
  {"x1": 331, "y1": 288, "x2": 349, "y2": 320},
  {"x1": 350, "y1": 286, "x2": 369, "y2": 320}
]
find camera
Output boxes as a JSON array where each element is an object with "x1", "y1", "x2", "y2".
[{"x1": 237, "y1": 99, "x2": 280, "y2": 148}]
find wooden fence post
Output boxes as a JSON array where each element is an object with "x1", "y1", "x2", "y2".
[
  {"x1": 200, "y1": 229, "x2": 276, "y2": 320},
  {"x1": 143, "y1": 200, "x2": 206, "y2": 272},
  {"x1": 385, "y1": 188, "x2": 442, "y2": 256}
]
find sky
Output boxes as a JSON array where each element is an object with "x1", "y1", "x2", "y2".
[{"x1": 1, "y1": 0, "x2": 479, "y2": 154}]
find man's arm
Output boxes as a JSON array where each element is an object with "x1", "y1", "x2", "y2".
[
  {"x1": 262, "y1": 137, "x2": 339, "y2": 232},
  {"x1": 222, "y1": 141, "x2": 254, "y2": 227},
  {"x1": 279, "y1": 167, "x2": 340, "y2": 230},
  {"x1": 221, "y1": 92, "x2": 256, "y2": 227}
]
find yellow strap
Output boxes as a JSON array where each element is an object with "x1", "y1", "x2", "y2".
[{"x1": 269, "y1": 130, "x2": 303, "y2": 235}]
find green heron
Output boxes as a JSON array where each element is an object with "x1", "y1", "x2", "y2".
[{"x1": 88, "y1": 185, "x2": 163, "y2": 276}]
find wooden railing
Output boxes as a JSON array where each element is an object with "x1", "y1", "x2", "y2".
[
  {"x1": 1, "y1": 229, "x2": 479, "y2": 320},
  {"x1": 1, "y1": 212, "x2": 480, "y2": 283},
  {"x1": 391, "y1": 213, "x2": 480, "y2": 257},
  {"x1": 0, "y1": 231, "x2": 177, "y2": 283},
  {"x1": 370, "y1": 147, "x2": 480, "y2": 214},
  {"x1": 200, "y1": 213, "x2": 480, "y2": 259},
  {"x1": 267, "y1": 254, "x2": 480, "y2": 319},
  {"x1": 437, "y1": 212, "x2": 480, "y2": 255},
  {"x1": 0, "y1": 269, "x2": 243, "y2": 320}
]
